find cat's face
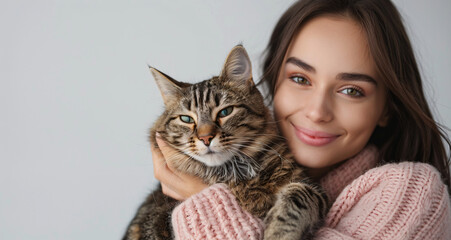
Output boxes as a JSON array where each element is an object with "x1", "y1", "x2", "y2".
[{"x1": 151, "y1": 46, "x2": 268, "y2": 167}]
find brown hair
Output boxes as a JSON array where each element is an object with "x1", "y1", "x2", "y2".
[{"x1": 259, "y1": 0, "x2": 451, "y2": 191}]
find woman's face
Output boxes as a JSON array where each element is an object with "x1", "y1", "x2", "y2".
[{"x1": 274, "y1": 16, "x2": 388, "y2": 176}]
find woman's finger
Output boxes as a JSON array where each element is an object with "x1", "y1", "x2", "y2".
[
  {"x1": 151, "y1": 136, "x2": 176, "y2": 182},
  {"x1": 155, "y1": 136, "x2": 180, "y2": 172}
]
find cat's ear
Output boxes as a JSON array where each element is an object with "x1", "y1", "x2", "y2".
[
  {"x1": 220, "y1": 45, "x2": 254, "y2": 90},
  {"x1": 149, "y1": 66, "x2": 187, "y2": 107}
]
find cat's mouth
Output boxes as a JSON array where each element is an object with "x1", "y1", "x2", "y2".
[
  {"x1": 191, "y1": 150, "x2": 233, "y2": 167},
  {"x1": 205, "y1": 149, "x2": 216, "y2": 155}
]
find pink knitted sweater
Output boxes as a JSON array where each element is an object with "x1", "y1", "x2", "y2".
[{"x1": 171, "y1": 146, "x2": 451, "y2": 239}]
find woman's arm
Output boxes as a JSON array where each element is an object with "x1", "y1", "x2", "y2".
[
  {"x1": 171, "y1": 162, "x2": 451, "y2": 240},
  {"x1": 314, "y1": 162, "x2": 451, "y2": 240}
]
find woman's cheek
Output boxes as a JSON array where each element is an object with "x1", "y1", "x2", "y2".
[
  {"x1": 274, "y1": 82, "x2": 299, "y2": 115},
  {"x1": 337, "y1": 101, "x2": 379, "y2": 140}
]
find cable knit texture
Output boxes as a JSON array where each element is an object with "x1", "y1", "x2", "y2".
[{"x1": 171, "y1": 145, "x2": 451, "y2": 239}]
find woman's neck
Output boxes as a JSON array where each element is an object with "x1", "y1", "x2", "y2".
[{"x1": 306, "y1": 163, "x2": 341, "y2": 182}]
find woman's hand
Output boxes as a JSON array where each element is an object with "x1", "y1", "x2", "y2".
[{"x1": 151, "y1": 135, "x2": 208, "y2": 201}]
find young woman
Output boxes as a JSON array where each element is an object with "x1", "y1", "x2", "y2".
[{"x1": 152, "y1": 0, "x2": 451, "y2": 239}]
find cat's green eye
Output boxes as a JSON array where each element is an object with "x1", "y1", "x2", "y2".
[
  {"x1": 218, "y1": 106, "x2": 234, "y2": 118},
  {"x1": 180, "y1": 115, "x2": 194, "y2": 123}
]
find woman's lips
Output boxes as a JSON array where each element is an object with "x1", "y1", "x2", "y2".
[{"x1": 293, "y1": 125, "x2": 340, "y2": 146}]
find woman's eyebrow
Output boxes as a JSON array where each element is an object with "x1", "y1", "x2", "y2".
[
  {"x1": 337, "y1": 73, "x2": 378, "y2": 86},
  {"x1": 286, "y1": 57, "x2": 316, "y2": 73},
  {"x1": 286, "y1": 56, "x2": 378, "y2": 86}
]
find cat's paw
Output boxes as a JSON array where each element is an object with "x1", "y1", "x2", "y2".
[{"x1": 263, "y1": 206, "x2": 300, "y2": 240}]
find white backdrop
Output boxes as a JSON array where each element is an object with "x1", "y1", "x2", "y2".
[{"x1": 1, "y1": 0, "x2": 450, "y2": 239}]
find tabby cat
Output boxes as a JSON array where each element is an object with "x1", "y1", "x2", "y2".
[{"x1": 123, "y1": 45, "x2": 328, "y2": 240}]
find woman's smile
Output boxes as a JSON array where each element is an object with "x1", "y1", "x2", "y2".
[{"x1": 293, "y1": 124, "x2": 340, "y2": 146}]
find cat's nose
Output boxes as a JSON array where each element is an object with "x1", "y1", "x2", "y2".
[{"x1": 198, "y1": 135, "x2": 214, "y2": 146}]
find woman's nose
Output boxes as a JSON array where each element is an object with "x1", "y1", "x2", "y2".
[{"x1": 304, "y1": 91, "x2": 334, "y2": 123}]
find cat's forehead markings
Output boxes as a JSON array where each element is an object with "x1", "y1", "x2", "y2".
[
  {"x1": 196, "y1": 81, "x2": 214, "y2": 110},
  {"x1": 197, "y1": 84, "x2": 205, "y2": 110},
  {"x1": 214, "y1": 92, "x2": 222, "y2": 106},
  {"x1": 182, "y1": 98, "x2": 191, "y2": 112},
  {"x1": 204, "y1": 85, "x2": 211, "y2": 105},
  {"x1": 191, "y1": 84, "x2": 199, "y2": 109}
]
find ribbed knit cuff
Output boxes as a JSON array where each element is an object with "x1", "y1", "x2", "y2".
[{"x1": 172, "y1": 183, "x2": 264, "y2": 240}]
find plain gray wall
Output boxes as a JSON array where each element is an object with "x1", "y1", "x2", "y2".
[{"x1": 1, "y1": 0, "x2": 450, "y2": 239}]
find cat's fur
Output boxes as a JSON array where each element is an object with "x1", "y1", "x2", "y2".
[{"x1": 123, "y1": 45, "x2": 328, "y2": 240}]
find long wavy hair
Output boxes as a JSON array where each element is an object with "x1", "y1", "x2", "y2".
[{"x1": 259, "y1": 0, "x2": 451, "y2": 191}]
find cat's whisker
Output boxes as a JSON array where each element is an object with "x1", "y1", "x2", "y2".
[
  {"x1": 232, "y1": 143, "x2": 292, "y2": 165},
  {"x1": 230, "y1": 140, "x2": 286, "y2": 156},
  {"x1": 222, "y1": 134, "x2": 287, "y2": 143},
  {"x1": 225, "y1": 149, "x2": 258, "y2": 180},
  {"x1": 226, "y1": 147, "x2": 259, "y2": 165},
  {"x1": 226, "y1": 146, "x2": 263, "y2": 170},
  {"x1": 224, "y1": 134, "x2": 287, "y2": 144}
]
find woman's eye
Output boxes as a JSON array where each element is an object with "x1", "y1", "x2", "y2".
[
  {"x1": 218, "y1": 106, "x2": 233, "y2": 118},
  {"x1": 340, "y1": 88, "x2": 364, "y2": 97},
  {"x1": 180, "y1": 115, "x2": 194, "y2": 123},
  {"x1": 290, "y1": 76, "x2": 310, "y2": 85}
]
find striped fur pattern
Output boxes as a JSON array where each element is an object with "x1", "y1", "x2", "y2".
[{"x1": 123, "y1": 45, "x2": 328, "y2": 240}]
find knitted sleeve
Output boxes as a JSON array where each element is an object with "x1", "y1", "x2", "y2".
[
  {"x1": 314, "y1": 162, "x2": 451, "y2": 240},
  {"x1": 171, "y1": 163, "x2": 451, "y2": 240},
  {"x1": 171, "y1": 183, "x2": 264, "y2": 240}
]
